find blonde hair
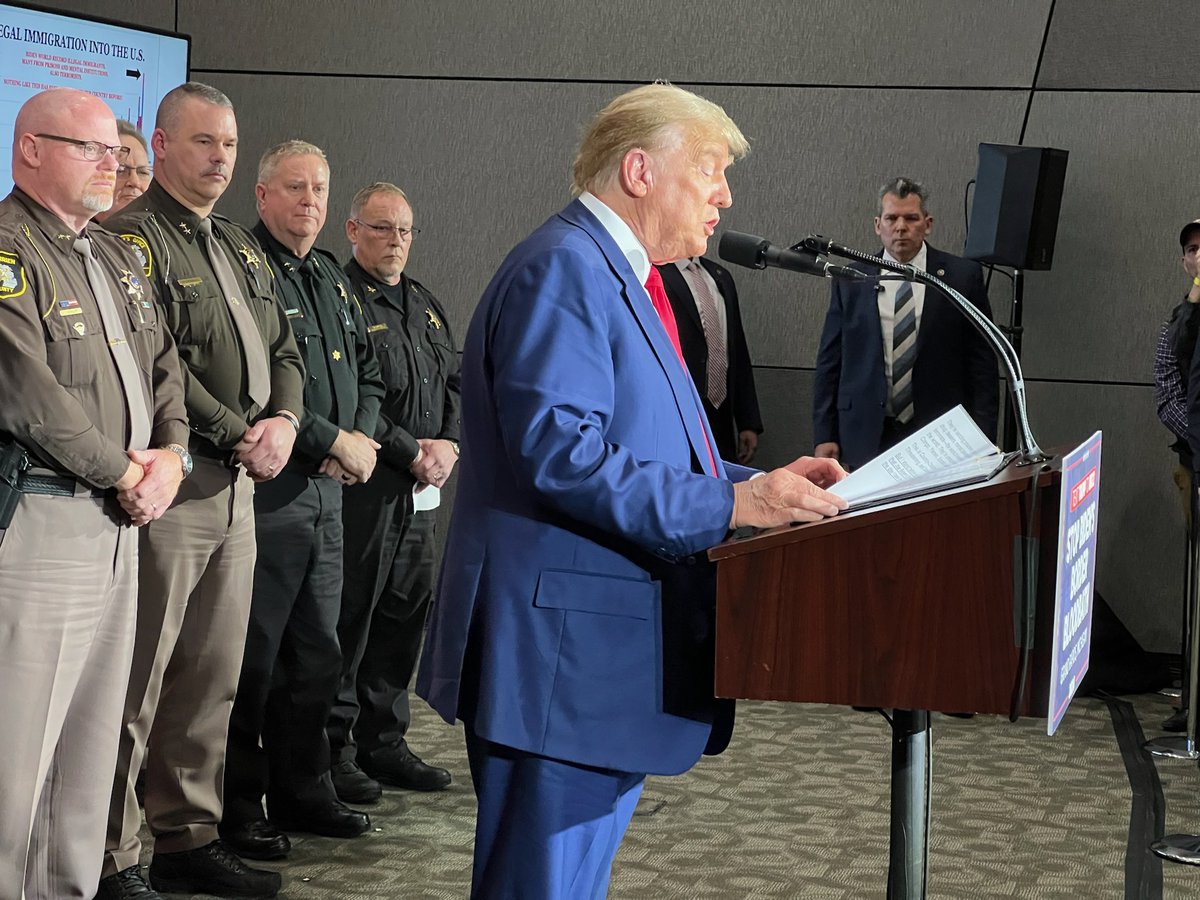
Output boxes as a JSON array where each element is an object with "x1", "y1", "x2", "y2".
[
  {"x1": 570, "y1": 83, "x2": 749, "y2": 196},
  {"x1": 257, "y1": 139, "x2": 327, "y2": 184},
  {"x1": 349, "y1": 181, "x2": 410, "y2": 219}
]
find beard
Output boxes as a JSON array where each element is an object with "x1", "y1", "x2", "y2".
[{"x1": 81, "y1": 187, "x2": 114, "y2": 213}]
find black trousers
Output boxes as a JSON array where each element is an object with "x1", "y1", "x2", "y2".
[
  {"x1": 328, "y1": 470, "x2": 435, "y2": 765},
  {"x1": 224, "y1": 472, "x2": 343, "y2": 824}
]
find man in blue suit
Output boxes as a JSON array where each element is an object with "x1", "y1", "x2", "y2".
[
  {"x1": 813, "y1": 177, "x2": 999, "y2": 470},
  {"x1": 416, "y1": 83, "x2": 847, "y2": 899}
]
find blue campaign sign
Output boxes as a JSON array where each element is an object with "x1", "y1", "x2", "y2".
[{"x1": 1047, "y1": 432, "x2": 1103, "y2": 736}]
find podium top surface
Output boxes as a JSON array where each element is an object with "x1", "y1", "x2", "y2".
[{"x1": 709, "y1": 452, "x2": 1062, "y2": 562}]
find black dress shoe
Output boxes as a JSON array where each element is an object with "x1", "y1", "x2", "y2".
[
  {"x1": 148, "y1": 840, "x2": 280, "y2": 898},
  {"x1": 220, "y1": 817, "x2": 291, "y2": 860},
  {"x1": 95, "y1": 865, "x2": 163, "y2": 899},
  {"x1": 363, "y1": 741, "x2": 452, "y2": 792},
  {"x1": 1163, "y1": 707, "x2": 1188, "y2": 732},
  {"x1": 271, "y1": 799, "x2": 371, "y2": 838},
  {"x1": 331, "y1": 760, "x2": 383, "y2": 804}
]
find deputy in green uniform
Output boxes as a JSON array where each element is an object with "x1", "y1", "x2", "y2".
[
  {"x1": 0, "y1": 88, "x2": 187, "y2": 900},
  {"x1": 221, "y1": 140, "x2": 384, "y2": 862},
  {"x1": 327, "y1": 182, "x2": 461, "y2": 803},
  {"x1": 97, "y1": 83, "x2": 303, "y2": 900}
]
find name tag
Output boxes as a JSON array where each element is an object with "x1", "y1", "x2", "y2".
[{"x1": 367, "y1": 323, "x2": 389, "y2": 334}]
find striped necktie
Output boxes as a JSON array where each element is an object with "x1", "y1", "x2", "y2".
[
  {"x1": 891, "y1": 282, "x2": 916, "y2": 424},
  {"x1": 686, "y1": 260, "x2": 727, "y2": 408}
]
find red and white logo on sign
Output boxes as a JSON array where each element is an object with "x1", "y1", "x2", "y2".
[{"x1": 1070, "y1": 467, "x2": 1098, "y2": 511}]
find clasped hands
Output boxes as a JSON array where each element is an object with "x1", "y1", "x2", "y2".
[
  {"x1": 114, "y1": 448, "x2": 184, "y2": 527},
  {"x1": 320, "y1": 429, "x2": 382, "y2": 486},
  {"x1": 730, "y1": 456, "x2": 849, "y2": 530}
]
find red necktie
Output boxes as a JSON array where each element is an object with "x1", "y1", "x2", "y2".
[{"x1": 644, "y1": 267, "x2": 718, "y2": 476}]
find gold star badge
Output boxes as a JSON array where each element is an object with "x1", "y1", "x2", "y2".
[
  {"x1": 331, "y1": 350, "x2": 342, "y2": 361},
  {"x1": 425, "y1": 308, "x2": 442, "y2": 329},
  {"x1": 120, "y1": 270, "x2": 145, "y2": 300},
  {"x1": 239, "y1": 245, "x2": 261, "y2": 268},
  {"x1": 365, "y1": 284, "x2": 377, "y2": 294}
]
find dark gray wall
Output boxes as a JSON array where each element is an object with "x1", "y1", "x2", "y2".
[{"x1": 36, "y1": 0, "x2": 1192, "y2": 650}]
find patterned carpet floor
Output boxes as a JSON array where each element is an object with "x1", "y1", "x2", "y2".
[{"x1": 145, "y1": 691, "x2": 1200, "y2": 899}]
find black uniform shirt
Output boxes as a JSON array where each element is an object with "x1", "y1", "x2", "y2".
[
  {"x1": 107, "y1": 181, "x2": 304, "y2": 454},
  {"x1": 253, "y1": 223, "x2": 383, "y2": 470},
  {"x1": 343, "y1": 258, "x2": 460, "y2": 467}
]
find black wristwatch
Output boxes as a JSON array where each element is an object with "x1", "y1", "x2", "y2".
[{"x1": 162, "y1": 443, "x2": 193, "y2": 478}]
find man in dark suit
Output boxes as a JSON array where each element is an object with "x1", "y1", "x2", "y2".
[
  {"x1": 658, "y1": 258, "x2": 763, "y2": 462},
  {"x1": 813, "y1": 177, "x2": 998, "y2": 470}
]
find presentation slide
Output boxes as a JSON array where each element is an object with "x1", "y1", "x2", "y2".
[{"x1": 0, "y1": 1, "x2": 189, "y2": 192}]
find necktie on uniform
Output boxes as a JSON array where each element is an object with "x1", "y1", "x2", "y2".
[
  {"x1": 197, "y1": 218, "x2": 272, "y2": 409},
  {"x1": 72, "y1": 237, "x2": 152, "y2": 450},
  {"x1": 891, "y1": 281, "x2": 917, "y2": 424},
  {"x1": 644, "y1": 267, "x2": 717, "y2": 476},
  {"x1": 685, "y1": 260, "x2": 727, "y2": 408}
]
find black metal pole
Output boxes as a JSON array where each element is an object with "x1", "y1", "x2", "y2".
[
  {"x1": 1002, "y1": 268, "x2": 1025, "y2": 452},
  {"x1": 887, "y1": 709, "x2": 931, "y2": 899}
]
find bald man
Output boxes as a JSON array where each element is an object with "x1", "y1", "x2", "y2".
[{"x1": 0, "y1": 89, "x2": 188, "y2": 898}]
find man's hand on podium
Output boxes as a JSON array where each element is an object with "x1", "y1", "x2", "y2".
[{"x1": 730, "y1": 457, "x2": 848, "y2": 529}]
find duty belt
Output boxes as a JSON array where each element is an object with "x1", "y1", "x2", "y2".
[{"x1": 18, "y1": 469, "x2": 107, "y2": 499}]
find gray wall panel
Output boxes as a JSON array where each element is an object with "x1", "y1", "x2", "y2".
[
  {"x1": 1020, "y1": 92, "x2": 1200, "y2": 383},
  {"x1": 181, "y1": 0, "x2": 1047, "y2": 87},
  {"x1": 23, "y1": 0, "x2": 177, "y2": 34},
  {"x1": 201, "y1": 74, "x2": 622, "y2": 336},
  {"x1": 750, "y1": 368, "x2": 814, "y2": 470},
  {"x1": 695, "y1": 86, "x2": 1028, "y2": 369},
  {"x1": 195, "y1": 75, "x2": 1027, "y2": 365},
  {"x1": 1027, "y1": 381, "x2": 1183, "y2": 652},
  {"x1": 1039, "y1": 1, "x2": 1192, "y2": 90}
]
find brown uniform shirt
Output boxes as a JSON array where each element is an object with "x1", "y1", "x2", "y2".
[
  {"x1": 106, "y1": 181, "x2": 304, "y2": 453},
  {"x1": 0, "y1": 189, "x2": 188, "y2": 488}
]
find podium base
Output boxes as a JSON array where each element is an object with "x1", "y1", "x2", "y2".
[
  {"x1": 1143, "y1": 735, "x2": 1199, "y2": 760},
  {"x1": 1152, "y1": 834, "x2": 1200, "y2": 865}
]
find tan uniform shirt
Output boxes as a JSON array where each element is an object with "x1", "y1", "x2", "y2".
[
  {"x1": 0, "y1": 189, "x2": 188, "y2": 488},
  {"x1": 107, "y1": 181, "x2": 304, "y2": 453}
]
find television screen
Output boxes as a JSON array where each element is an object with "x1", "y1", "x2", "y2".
[{"x1": 0, "y1": 1, "x2": 190, "y2": 191}]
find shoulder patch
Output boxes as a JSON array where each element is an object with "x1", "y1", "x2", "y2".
[
  {"x1": 119, "y1": 233, "x2": 153, "y2": 278},
  {"x1": 0, "y1": 250, "x2": 27, "y2": 300}
]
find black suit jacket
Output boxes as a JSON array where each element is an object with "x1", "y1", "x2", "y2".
[
  {"x1": 812, "y1": 244, "x2": 999, "y2": 470},
  {"x1": 657, "y1": 258, "x2": 763, "y2": 460}
]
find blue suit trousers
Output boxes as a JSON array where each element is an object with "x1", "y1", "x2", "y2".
[{"x1": 465, "y1": 727, "x2": 646, "y2": 900}]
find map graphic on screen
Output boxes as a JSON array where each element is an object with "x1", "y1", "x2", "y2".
[{"x1": 0, "y1": 2, "x2": 190, "y2": 192}]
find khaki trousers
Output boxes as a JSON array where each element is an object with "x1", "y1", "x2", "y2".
[
  {"x1": 103, "y1": 460, "x2": 256, "y2": 875},
  {"x1": 0, "y1": 491, "x2": 136, "y2": 900}
]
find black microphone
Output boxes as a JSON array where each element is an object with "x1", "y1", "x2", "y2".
[{"x1": 718, "y1": 232, "x2": 871, "y2": 281}]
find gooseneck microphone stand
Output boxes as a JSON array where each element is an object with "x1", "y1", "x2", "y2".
[
  {"x1": 796, "y1": 234, "x2": 1053, "y2": 899},
  {"x1": 800, "y1": 234, "x2": 1047, "y2": 464}
]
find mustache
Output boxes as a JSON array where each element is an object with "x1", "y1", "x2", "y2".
[{"x1": 202, "y1": 165, "x2": 228, "y2": 177}]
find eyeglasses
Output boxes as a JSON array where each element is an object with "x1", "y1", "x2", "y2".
[
  {"x1": 35, "y1": 133, "x2": 131, "y2": 162},
  {"x1": 117, "y1": 164, "x2": 154, "y2": 179},
  {"x1": 353, "y1": 219, "x2": 421, "y2": 240}
]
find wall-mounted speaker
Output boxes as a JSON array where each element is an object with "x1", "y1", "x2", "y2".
[{"x1": 963, "y1": 143, "x2": 1069, "y2": 271}]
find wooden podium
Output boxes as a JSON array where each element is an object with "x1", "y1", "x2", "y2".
[{"x1": 709, "y1": 455, "x2": 1064, "y2": 899}]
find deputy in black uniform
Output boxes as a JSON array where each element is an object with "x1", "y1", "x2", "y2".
[
  {"x1": 221, "y1": 142, "x2": 385, "y2": 861},
  {"x1": 327, "y1": 182, "x2": 461, "y2": 802}
]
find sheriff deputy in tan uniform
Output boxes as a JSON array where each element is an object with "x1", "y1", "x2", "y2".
[
  {"x1": 96, "y1": 82, "x2": 304, "y2": 900},
  {"x1": 0, "y1": 88, "x2": 188, "y2": 900}
]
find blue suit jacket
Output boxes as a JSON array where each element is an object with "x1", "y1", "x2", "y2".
[
  {"x1": 811, "y1": 245, "x2": 999, "y2": 470},
  {"x1": 416, "y1": 200, "x2": 755, "y2": 776}
]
